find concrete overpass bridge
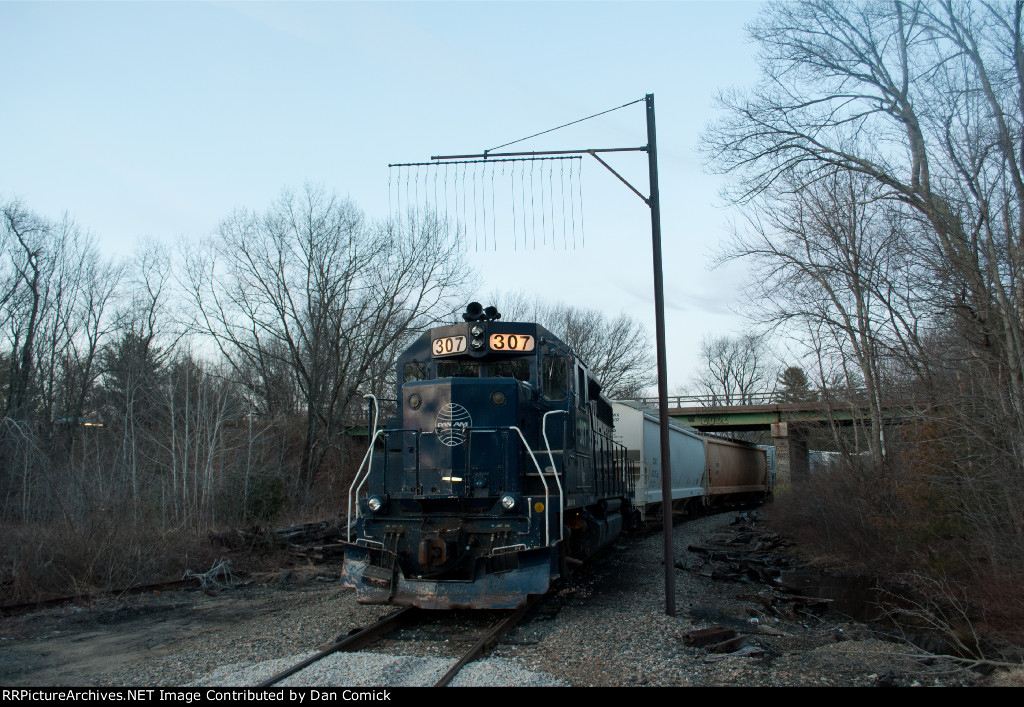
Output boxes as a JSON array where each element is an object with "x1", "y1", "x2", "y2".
[{"x1": 634, "y1": 393, "x2": 916, "y2": 485}]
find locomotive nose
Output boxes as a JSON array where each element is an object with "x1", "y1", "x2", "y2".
[
  {"x1": 401, "y1": 377, "x2": 522, "y2": 497},
  {"x1": 403, "y1": 377, "x2": 520, "y2": 438}
]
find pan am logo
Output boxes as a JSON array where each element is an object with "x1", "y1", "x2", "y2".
[{"x1": 435, "y1": 403, "x2": 472, "y2": 446}]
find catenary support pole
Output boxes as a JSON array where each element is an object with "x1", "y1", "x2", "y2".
[
  {"x1": 430, "y1": 94, "x2": 676, "y2": 614},
  {"x1": 646, "y1": 94, "x2": 675, "y2": 616}
]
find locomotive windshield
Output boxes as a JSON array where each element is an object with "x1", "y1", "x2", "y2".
[
  {"x1": 489, "y1": 359, "x2": 530, "y2": 381},
  {"x1": 437, "y1": 360, "x2": 481, "y2": 378},
  {"x1": 408, "y1": 359, "x2": 533, "y2": 382}
]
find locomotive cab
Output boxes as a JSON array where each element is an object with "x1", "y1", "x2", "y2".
[{"x1": 342, "y1": 303, "x2": 632, "y2": 609}]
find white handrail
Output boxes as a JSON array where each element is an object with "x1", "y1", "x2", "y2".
[
  {"x1": 345, "y1": 392, "x2": 382, "y2": 543},
  {"x1": 507, "y1": 425, "x2": 553, "y2": 547},
  {"x1": 542, "y1": 410, "x2": 568, "y2": 542},
  {"x1": 346, "y1": 419, "x2": 564, "y2": 548},
  {"x1": 365, "y1": 393, "x2": 380, "y2": 441},
  {"x1": 346, "y1": 428, "x2": 385, "y2": 542}
]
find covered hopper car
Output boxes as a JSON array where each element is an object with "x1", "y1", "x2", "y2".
[{"x1": 612, "y1": 402, "x2": 770, "y2": 524}]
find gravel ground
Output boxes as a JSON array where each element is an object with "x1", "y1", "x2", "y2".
[{"x1": 0, "y1": 511, "x2": 1013, "y2": 687}]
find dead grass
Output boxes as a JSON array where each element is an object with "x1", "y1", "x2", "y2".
[
  {"x1": 0, "y1": 505, "x2": 344, "y2": 606},
  {"x1": 0, "y1": 511, "x2": 222, "y2": 605},
  {"x1": 989, "y1": 665, "x2": 1024, "y2": 687},
  {"x1": 768, "y1": 452, "x2": 1024, "y2": 661}
]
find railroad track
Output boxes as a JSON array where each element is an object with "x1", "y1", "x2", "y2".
[{"x1": 256, "y1": 594, "x2": 544, "y2": 688}]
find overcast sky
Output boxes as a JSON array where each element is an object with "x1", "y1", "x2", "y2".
[{"x1": 1, "y1": 0, "x2": 766, "y2": 392}]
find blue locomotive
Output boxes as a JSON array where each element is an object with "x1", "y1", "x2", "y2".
[{"x1": 341, "y1": 303, "x2": 633, "y2": 609}]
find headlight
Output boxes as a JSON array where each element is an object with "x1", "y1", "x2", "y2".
[
  {"x1": 471, "y1": 337, "x2": 484, "y2": 350},
  {"x1": 408, "y1": 393, "x2": 421, "y2": 409},
  {"x1": 367, "y1": 496, "x2": 383, "y2": 512},
  {"x1": 500, "y1": 494, "x2": 517, "y2": 511},
  {"x1": 491, "y1": 391, "x2": 506, "y2": 406},
  {"x1": 471, "y1": 325, "x2": 484, "y2": 337}
]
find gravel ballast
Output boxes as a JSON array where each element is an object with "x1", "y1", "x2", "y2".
[{"x1": 0, "y1": 511, "x2": 995, "y2": 687}]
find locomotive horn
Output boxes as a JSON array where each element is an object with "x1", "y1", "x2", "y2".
[
  {"x1": 484, "y1": 306, "x2": 501, "y2": 321},
  {"x1": 463, "y1": 302, "x2": 484, "y2": 321}
]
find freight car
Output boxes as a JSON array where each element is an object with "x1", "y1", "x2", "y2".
[
  {"x1": 611, "y1": 401, "x2": 769, "y2": 525},
  {"x1": 341, "y1": 304, "x2": 769, "y2": 610}
]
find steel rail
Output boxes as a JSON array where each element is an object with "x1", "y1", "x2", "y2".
[
  {"x1": 254, "y1": 592, "x2": 541, "y2": 688},
  {"x1": 255, "y1": 607, "x2": 417, "y2": 687},
  {"x1": 433, "y1": 593, "x2": 544, "y2": 687}
]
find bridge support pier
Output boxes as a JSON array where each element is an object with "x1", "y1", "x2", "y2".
[{"x1": 771, "y1": 422, "x2": 809, "y2": 487}]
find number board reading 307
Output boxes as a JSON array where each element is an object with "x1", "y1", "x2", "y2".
[
  {"x1": 432, "y1": 336, "x2": 467, "y2": 356},
  {"x1": 489, "y1": 333, "x2": 534, "y2": 352},
  {"x1": 432, "y1": 333, "x2": 534, "y2": 356}
]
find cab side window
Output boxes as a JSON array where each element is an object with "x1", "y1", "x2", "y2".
[
  {"x1": 403, "y1": 361, "x2": 428, "y2": 382},
  {"x1": 542, "y1": 355, "x2": 567, "y2": 400},
  {"x1": 576, "y1": 366, "x2": 587, "y2": 408}
]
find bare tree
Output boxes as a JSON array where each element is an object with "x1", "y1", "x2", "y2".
[
  {"x1": 1, "y1": 200, "x2": 51, "y2": 421},
  {"x1": 185, "y1": 185, "x2": 470, "y2": 492},
  {"x1": 488, "y1": 292, "x2": 657, "y2": 399},
  {"x1": 158, "y1": 353, "x2": 245, "y2": 529},
  {"x1": 718, "y1": 170, "x2": 927, "y2": 461},
  {"x1": 705, "y1": 0, "x2": 1024, "y2": 442},
  {"x1": 690, "y1": 333, "x2": 773, "y2": 404},
  {"x1": 705, "y1": 0, "x2": 1024, "y2": 614},
  {"x1": 95, "y1": 241, "x2": 174, "y2": 516},
  {"x1": 1, "y1": 200, "x2": 124, "y2": 520}
]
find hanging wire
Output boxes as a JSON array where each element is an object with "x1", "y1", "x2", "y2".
[
  {"x1": 405, "y1": 166, "x2": 412, "y2": 228},
  {"x1": 414, "y1": 164, "x2": 420, "y2": 224},
  {"x1": 461, "y1": 163, "x2": 469, "y2": 251},
  {"x1": 486, "y1": 97, "x2": 644, "y2": 153},
  {"x1": 396, "y1": 165, "x2": 403, "y2": 226},
  {"x1": 389, "y1": 155, "x2": 583, "y2": 251},
  {"x1": 481, "y1": 162, "x2": 488, "y2": 251},
  {"x1": 568, "y1": 159, "x2": 577, "y2": 249},
  {"x1": 539, "y1": 160, "x2": 547, "y2": 246},
  {"x1": 577, "y1": 158, "x2": 585, "y2": 248},
  {"x1": 548, "y1": 162, "x2": 555, "y2": 250},
  {"x1": 520, "y1": 162, "x2": 528, "y2": 250},
  {"x1": 452, "y1": 163, "x2": 459, "y2": 241},
  {"x1": 560, "y1": 161, "x2": 567, "y2": 250},
  {"x1": 529, "y1": 161, "x2": 536, "y2": 249},
  {"x1": 387, "y1": 169, "x2": 393, "y2": 226},
  {"x1": 472, "y1": 163, "x2": 478, "y2": 251},
  {"x1": 508, "y1": 162, "x2": 517, "y2": 252}
]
